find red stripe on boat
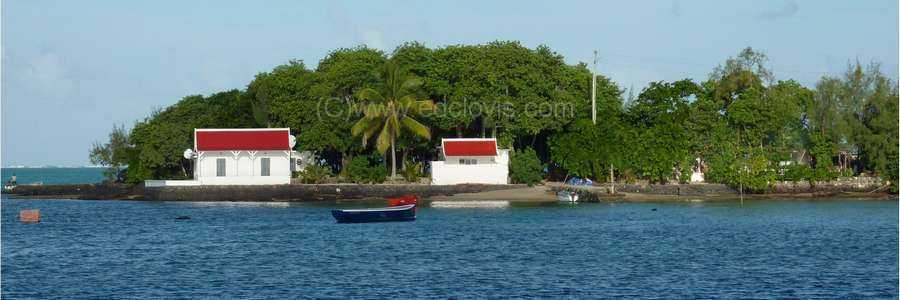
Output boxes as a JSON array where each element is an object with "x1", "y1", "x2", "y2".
[
  {"x1": 389, "y1": 195, "x2": 419, "y2": 206},
  {"x1": 195, "y1": 129, "x2": 291, "y2": 151},
  {"x1": 443, "y1": 140, "x2": 497, "y2": 156}
]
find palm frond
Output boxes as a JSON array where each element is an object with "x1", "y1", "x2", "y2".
[
  {"x1": 401, "y1": 117, "x2": 431, "y2": 140},
  {"x1": 361, "y1": 121, "x2": 382, "y2": 144},
  {"x1": 351, "y1": 60, "x2": 433, "y2": 155},
  {"x1": 357, "y1": 88, "x2": 384, "y2": 103},
  {"x1": 363, "y1": 103, "x2": 387, "y2": 118},
  {"x1": 402, "y1": 76, "x2": 423, "y2": 90},
  {"x1": 396, "y1": 94, "x2": 416, "y2": 114},
  {"x1": 376, "y1": 124, "x2": 392, "y2": 154},
  {"x1": 350, "y1": 117, "x2": 369, "y2": 137},
  {"x1": 351, "y1": 116, "x2": 379, "y2": 136},
  {"x1": 388, "y1": 114, "x2": 401, "y2": 135},
  {"x1": 415, "y1": 99, "x2": 436, "y2": 115}
]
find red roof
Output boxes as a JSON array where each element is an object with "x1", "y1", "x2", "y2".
[
  {"x1": 443, "y1": 139, "x2": 498, "y2": 156},
  {"x1": 195, "y1": 129, "x2": 291, "y2": 151}
]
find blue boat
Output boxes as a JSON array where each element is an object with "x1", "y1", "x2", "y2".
[{"x1": 331, "y1": 204, "x2": 417, "y2": 223}]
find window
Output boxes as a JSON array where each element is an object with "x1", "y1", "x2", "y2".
[
  {"x1": 458, "y1": 158, "x2": 477, "y2": 165},
  {"x1": 216, "y1": 158, "x2": 226, "y2": 177},
  {"x1": 260, "y1": 157, "x2": 271, "y2": 176}
]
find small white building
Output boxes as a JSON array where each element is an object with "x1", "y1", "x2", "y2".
[
  {"x1": 430, "y1": 138, "x2": 509, "y2": 185},
  {"x1": 691, "y1": 157, "x2": 705, "y2": 183},
  {"x1": 146, "y1": 128, "x2": 300, "y2": 187}
]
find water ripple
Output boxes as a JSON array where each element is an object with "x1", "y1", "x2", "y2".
[{"x1": 2, "y1": 198, "x2": 897, "y2": 298}]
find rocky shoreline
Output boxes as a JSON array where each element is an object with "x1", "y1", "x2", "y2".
[
  {"x1": 5, "y1": 181, "x2": 895, "y2": 202},
  {"x1": 550, "y1": 182, "x2": 895, "y2": 202},
  {"x1": 6, "y1": 183, "x2": 525, "y2": 202}
]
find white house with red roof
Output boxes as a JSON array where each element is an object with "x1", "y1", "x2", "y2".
[
  {"x1": 430, "y1": 138, "x2": 509, "y2": 185},
  {"x1": 145, "y1": 128, "x2": 301, "y2": 186}
]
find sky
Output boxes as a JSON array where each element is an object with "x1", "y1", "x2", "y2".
[{"x1": 2, "y1": 0, "x2": 898, "y2": 166}]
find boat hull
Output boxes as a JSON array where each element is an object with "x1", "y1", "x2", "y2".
[
  {"x1": 557, "y1": 190, "x2": 579, "y2": 202},
  {"x1": 331, "y1": 204, "x2": 417, "y2": 223}
]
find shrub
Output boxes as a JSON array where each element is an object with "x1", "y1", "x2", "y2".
[
  {"x1": 346, "y1": 155, "x2": 387, "y2": 184},
  {"x1": 706, "y1": 147, "x2": 777, "y2": 193},
  {"x1": 678, "y1": 162, "x2": 692, "y2": 184},
  {"x1": 509, "y1": 148, "x2": 544, "y2": 186},
  {"x1": 809, "y1": 166, "x2": 839, "y2": 187},
  {"x1": 782, "y1": 164, "x2": 812, "y2": 183},
  {"x1": 297, "y1": 164, "x2": 332, "y2": 184},
  {"x1": 401, "y1": 160, "x2": 423, "y2": 183}
]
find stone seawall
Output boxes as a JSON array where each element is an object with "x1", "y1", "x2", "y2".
[
  {"x1": 552, "y1": 181, "x2": 892, "y2": 202},
  {"x1": 143, "y1": 184, "x2": 523, "y2": 201},
  {"x1": 9, "y1": 184, "x2": 140, "y2": 200},
  {"x1": 8, "y1": 183, "x2": 524, "y2": 202},
  {"x1": 615, "y1": 183, "x2": 738, "y2": 196},
  {"x1": 9, "y1": 180, "x2": 890, "y2": 202},
  {"x1": 550, "y1": 183, "x2": 738, "y2": 201}
]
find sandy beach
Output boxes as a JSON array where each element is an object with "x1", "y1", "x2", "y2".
[
  {"x1": 427, "y1": 186, "x2": 557, "y2": 202},
  {"x1": 424, "y1": 185, "x2": 896, "y2": 202}
]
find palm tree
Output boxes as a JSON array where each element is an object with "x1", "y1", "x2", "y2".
[{"x1": 352, "y1": 62, "x2": 435, "y2": 178}]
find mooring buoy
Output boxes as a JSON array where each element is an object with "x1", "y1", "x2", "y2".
[{"x1": 20, "y1": 209, "x2": 40, "y2": 223}]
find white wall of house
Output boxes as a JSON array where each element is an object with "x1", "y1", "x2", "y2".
[
  {"x1": 195, "y1": 150, "x2": 291, "y2": 185},
  {"x1": 432, "y1": 150, "x2": 509, "y2": 185},
  {"x1": 291, "y1": 151, "x2": 315, "y2": 172},
  {"x1": 690, "y1": 170, "x2": 705, "y2": 183}
]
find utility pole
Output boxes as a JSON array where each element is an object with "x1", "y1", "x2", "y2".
[
  {"x1": 590, "y1": 51, "x2": 613, "y2": 194},
  {"x1": 591, "y1": 50, "x2": 598, "y2": 125}
]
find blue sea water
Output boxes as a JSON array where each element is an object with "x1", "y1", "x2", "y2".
[
  {"x1": 0, "y1": 168, "x2": 105, "y2": 185},
  {"x1": 1, "y1": 198, "x2": 897, "y2": 298}
]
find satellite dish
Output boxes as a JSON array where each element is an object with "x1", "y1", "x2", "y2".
[
  {"x1": 183, "y1": 149, "x2": 195, "y2": 159},
  {"x1": 289, "y1": 135, "x2": 297, "y2": 148}
]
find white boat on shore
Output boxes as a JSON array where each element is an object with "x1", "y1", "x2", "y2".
[{"x1": 556, "y1": 190, "x2": 579, "y2": 202}]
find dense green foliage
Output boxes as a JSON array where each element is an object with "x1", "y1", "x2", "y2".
[
  {"x1": 509, "y1": 148, "x2": 544, "y2": 186},
  {"x1": 626, "y1": 80, "x2": 697, "y2": 183},
  {"x1": 91, "y1": 42, "x2": 898, "y2": 191},
  {"x1": 352, "y1": 61, "x2": 435, "y2": 178},
  {"x1": 782, "y1": 164, "x2": 812, "y2": 184},
  {"x1": 401, "y1": 160, "x2": 424, "y2": 183},
  {"x1": 89, "y1": 124, "x2": 132, "y2": 182},
  {"x1": 296, "y1": 164, "x2": 332, "y2": 184},
  {"x1": 345, "y1": 155, "x2": 388, "y2": 184}
]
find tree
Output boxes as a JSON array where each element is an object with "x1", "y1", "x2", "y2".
[
  {"x1": 767, "y1": 80, "x2": 813, "y2": 154},
  {"x1": 510, "y1": 148, "x2": 544, "y2": 185},
  {"x1": 712, "y1": 146, "x2": 777, "y2": 193},
  {"x1": 626, "y1": 80, "x2": 698, "y2": 183},
  {"x1": 125, "y1": 90, "x2": 255, "y2": 183},
  {"x1": 89, "y1": 124, "x2": 133, "y2": 182},
  {"x1": 92, "y1": 42, "x2": 897, "y2": 192},
  {"x1": 246, "y1": 60, "x2": 317, "y2": 129},
  {"x1": 811, "y1": 76, "x2": 845, "y2": 142},
  {"x1": 345, "y1": 155, "x2": 388, "y2": 184},
  {"x1": 844, "y1": 63, "x2": 900, "y2": 186},
  {"x1": 352, "y1": 61, "x2": 435, "y2": 178},
  {"x1": 309, "y1": 47, "x2": 386, "y2": 172}
]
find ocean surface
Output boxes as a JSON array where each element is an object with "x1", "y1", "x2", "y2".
[
  {"x1": 1, "y1": 168, "x2": 105, "y2": 185},
  {"x1": 2, "y1": 197, "x2": 897, "y2": 298}
]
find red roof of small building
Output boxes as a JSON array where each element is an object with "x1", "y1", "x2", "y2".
[
  {"x1": 442, "y1": 139, "x2": 498, "y2": 156},
  {"x1": 195, "y1": 129, "x2": 291, "y2": 151}
]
